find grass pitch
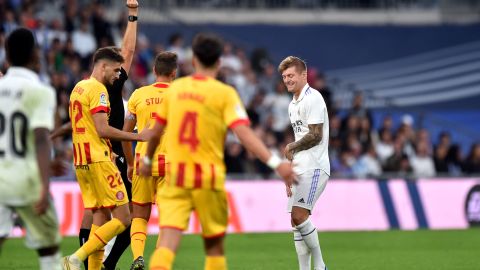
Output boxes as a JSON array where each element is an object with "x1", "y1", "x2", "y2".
[{"x1": 1, "y1": 229, "x2": 479, "y2": 269}]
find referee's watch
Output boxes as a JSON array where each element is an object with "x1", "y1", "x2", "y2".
[{"x1": 128, "y1": 15, "x2": 138, "y2": 22}]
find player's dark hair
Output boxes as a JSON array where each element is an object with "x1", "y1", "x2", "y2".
[
  {"x1": 6, "y1": 28, "x2": 36, "y2": 67},
  {"x1": 192, "y1": 33, "x2": 223, "y2": 68},
  {"x1": 278, "y1": 56, "x2": 307, "y2": 74},
  {"x1": 154, "y1": 51, "x2": 178, "y2": 76},
  {"x1": 93, "y1": 46, "x2": 124, "y2": 64}
]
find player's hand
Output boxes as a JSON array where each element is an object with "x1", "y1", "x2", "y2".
[
  {"x1": 34, "y1": 191, "x2": 49, "y2": 215},
  {"x1": 111, "y1": 152, "x2": 119, "y2": 162},
  {"x1": 126, "y1": 0, "x2": 138, "y2": 9},
  {"x1": 139, "y1": 159, "x2": 152, "y2": 177},
  {"x1": 284, "y1": 143, "x2": 294, "y2": 161},
  {"x1": 137, "y1": 123, "x2": 151, "y2": 142},
  {"x1": 50, "y1": 157, "x2": 69, "y2": 176},
  {"x1": 286, "y1": 184, "x2": 292, "y2": 197},
  {"x1": 276, "y1": 161, "x2": 297, "y2": 186},
  {"x1": 127, "y1": 164, "x2": 134, "y2": 182}
]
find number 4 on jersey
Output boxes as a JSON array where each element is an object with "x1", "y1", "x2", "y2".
[{"x1": 179, "y1": 111, "x2": 199, "y2": 152}]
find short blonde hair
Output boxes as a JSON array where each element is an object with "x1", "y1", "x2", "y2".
[{"x1": 278, "y1": 56, "x2": 307, "y2": 74}]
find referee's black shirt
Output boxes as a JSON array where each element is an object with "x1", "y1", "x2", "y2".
[{"x1": 106, "y1": 67, "x2": 128, "y2": 157}]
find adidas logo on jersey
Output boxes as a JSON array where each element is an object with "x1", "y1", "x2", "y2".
[{"x1": 298, "y1": 198, "x2": 305, "y2": 203}]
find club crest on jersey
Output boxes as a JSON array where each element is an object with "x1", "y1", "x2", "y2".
[
  {"x1": 116, "y1": 191, "x2": 125, "y2": 200},
  {"x1": 100, "y1": 93, "x2": 107, "y2": 106}
]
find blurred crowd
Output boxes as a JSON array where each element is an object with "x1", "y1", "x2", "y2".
[{"x1": 0, "y1": 0, "x2": 479, "y2": 180}]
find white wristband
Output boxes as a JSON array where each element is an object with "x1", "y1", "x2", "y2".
[
  {"x1": 142, "y1": 156, "x2": 152, "y2": 166},
  {"x1": 266, "y1": 155, "x2": 282, "y2": 170}
]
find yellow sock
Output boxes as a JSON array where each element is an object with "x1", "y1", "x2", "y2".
[
  {"x1": 205, "y1": 256, "x2": 227, "y2": 270},
  {"x1": 130, "y1": 217, "x2": 148, "y2": 260},
  {"x1": 149, "y1": 247, "x2": 175, "y2": 270},
  {"x1": 87, "y1": 225, "x2": 103, "y2": 269},
  {"x1": 74, "y1": 218, "x2": 126, "y2": 261},
  {"x1": 88, "y1": 248, "x2": 104, "y2": 270},
  {"x1": 73, "y1": 224, "x2": 99, "y2": 262}
]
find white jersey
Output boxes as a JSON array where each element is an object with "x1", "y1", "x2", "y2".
[
  {"x1": 288, "y1": 84, "x2": 330, "y2": 175},
  {"x1": 0, "y1": 67, "x2": 56, "y2": 205}
]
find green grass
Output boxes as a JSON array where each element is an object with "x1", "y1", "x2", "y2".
[{"x1": 1, "y1": 230, "x2": 479, "y2": 269}]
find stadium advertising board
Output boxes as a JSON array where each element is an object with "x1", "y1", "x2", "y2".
[{"x1": 9, "y1": 179, "x2": 480, "y2": 237}]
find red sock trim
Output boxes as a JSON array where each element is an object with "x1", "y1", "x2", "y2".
[
  {"x1": 94, "y1": 232, "x2": 107, "y2": 245},
  {"x1": 130, "y1": 231, "x2": 147, "y2": 238}
]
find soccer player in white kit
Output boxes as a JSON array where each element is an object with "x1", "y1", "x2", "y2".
[
  {"x1": 0, "y1": 28, "x2": 61, "y2": 269},
  {"x1": 279, "y1": 56, "x2": 329, "y2": 270}
]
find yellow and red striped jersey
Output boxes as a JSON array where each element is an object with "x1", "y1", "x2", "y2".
[
  {"x1": 155, "y1": 75, "x2": 250, "y2": 190},
  {"x1": 127, "y1": 82, "x2": 169, "y2": 176},
  {"x1": 69, "y1": 78, "x2": 112, "y2": 165}
]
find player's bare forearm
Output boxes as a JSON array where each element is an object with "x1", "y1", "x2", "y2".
[
  {"x1": 231, "y1": 124, "x2": 272, "y2": 163},
  {"x1": 34, "y1": 128, "x2": 52, "y2": 194},
  {"x1": 145, "y1": 122, "x2": 164, "y2": 159},
  {"x1": 93, "y1": 113, "x2": 144, "y2": 141},
  {"x1": 50, "y1": 121, "x2": 72, "y2": 139},
  {"x1": 289, "y1": 123, "x2": 323, "y2": 154},
  {"x1": 121, "y1": 0, "x2": 138, "y2": 74},
  {"x1": 122, "y1": 116, "x2": 137, "y2": 165}
]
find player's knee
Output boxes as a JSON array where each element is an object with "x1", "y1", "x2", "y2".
[
  {"x1": 204, "y1": 237, "x2": 224, "y2": 256},
  {"x1": 291, "y1": 210, "x2": 309, "y2": 226}
]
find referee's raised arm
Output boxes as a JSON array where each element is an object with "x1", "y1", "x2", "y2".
[{"x1": 121, "y1": 0, "x2": 139, "y2": 74}]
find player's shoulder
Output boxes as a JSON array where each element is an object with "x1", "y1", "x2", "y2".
[
  {"x1": 305, "y1": 87, "x2": 323, "y2": 101},
  {"x1": 77, "y1": 78, "x2": 107, "y2": 93},
  {"x1": 21, "y1": 78, "x2": 56, "y2": 102}
]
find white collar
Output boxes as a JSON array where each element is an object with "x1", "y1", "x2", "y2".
[
  {"x1": 292, "y1": 83, "x2": 310, "y2": 104},
  {"x1": 5, "y1": 67, "x2": 40, "y2": 82}
]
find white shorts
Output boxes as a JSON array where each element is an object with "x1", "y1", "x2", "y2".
[
  {"x1": 0, "y1": 199, "x2": 61, "y2": 249},
  {"x1": 288, "y1": 169, "x2": 328, "y2": 212}
]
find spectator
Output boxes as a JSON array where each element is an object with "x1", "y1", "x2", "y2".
[
  {"x1": 352, "y1": 143, "x2": 382, "y2": 178},
  {"x1": 463, "y1": 143, "x2": 480, "y2": 174},
  {"x1": 376, "y1": 128, "x2": 394, "y2": 164},
  {"x1": 410, "y1": 141, "x2": 436, "y2": 178},
  {"x1": 434, "y1": 144, "x2": 449, "y2": 175}
]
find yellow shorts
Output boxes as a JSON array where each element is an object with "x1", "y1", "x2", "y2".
[
  {"x1": 158, "y1": 185, "x2": 228, "y2": 238},
  {"x1": 75, "y1": 162, "x2": 129, "y2": 209},
  {"x1": 132, "y1": 174, "x2": 165, "y2": 205}
]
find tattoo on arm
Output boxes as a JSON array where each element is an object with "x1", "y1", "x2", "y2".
[
  {"x1": 126, "y1": 113, "x2": 136, "y2": 120},
  {"x1": 290, "y1": 123, "x2": 323, "y2": 154}
]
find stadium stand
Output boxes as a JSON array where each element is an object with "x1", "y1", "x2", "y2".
[{"x1": 0, "y1": 0, "x2": 478, "y2": 179}]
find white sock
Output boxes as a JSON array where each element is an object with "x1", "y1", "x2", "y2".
[
  {"x1": 293, "y1": 228, "x2": 311, "y2": 270},
  {"x1": 39, "y1": 251, "x2": 61, "y2": 270},
  {"x1": 296, "y1": 218, "x2": 326, "y2": 270}
]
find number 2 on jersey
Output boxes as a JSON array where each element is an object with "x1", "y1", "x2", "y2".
[
  {"x1": 69, "y1": 100, "x2": 85, "y2": 133},
  {"x1": 179, "y1": 111, "x2": 199, "y2": 152}
]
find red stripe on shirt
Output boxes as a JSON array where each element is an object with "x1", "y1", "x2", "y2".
[
  {"x1": 194, "y1": 163, "x2": 202, "y2": 188},
  {"x1": 192, "y1": 74, "x2": 207, "y2": 80},
  {"x1": 228, "y1": 119, "x2": 250, "y2": 129},
  {"x1": 90, "y1": 106, "x2": 110, "y2": 114},
  {"x1": 106, "y1": 139, "x2": 113, "y2": 158},
  {"x1": 84, "y1": 142, "x2": 91, "y2": 164},
  {"x1": 177, "y1": 163, "x2": 185, "y2": 187},
  {"x1": 135, "y1": 153, "x2": 140, "y2": 175},
  {"x1": 210, "y1": 164, "x2": 216, "y2": 189},
  {"x1": 77, "y1": 143, "x2": 83, "y2": 164},
  {"x1": 153, "y1": 83, "x2": 169, "y2": 88},
  {"x1": 158, "y1": 155, "x2": 165, "y2": 177},
  {"x1": 155, "y1": 115, "x2": 167, "y2": 125},
  {"x1": 72, "y1": 143, "x2": 77, "y2": 165}
]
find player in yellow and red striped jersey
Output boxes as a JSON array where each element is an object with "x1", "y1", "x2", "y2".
[
  {"x1": 140, "y1": 33, "x2": 296, "y2": 270},
  {"x1": 121, "y1": 52, "x2": 178, "y2": 269},
  {"x1": 62, "y1": 47, "x2": 148, "y2": 270}
]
